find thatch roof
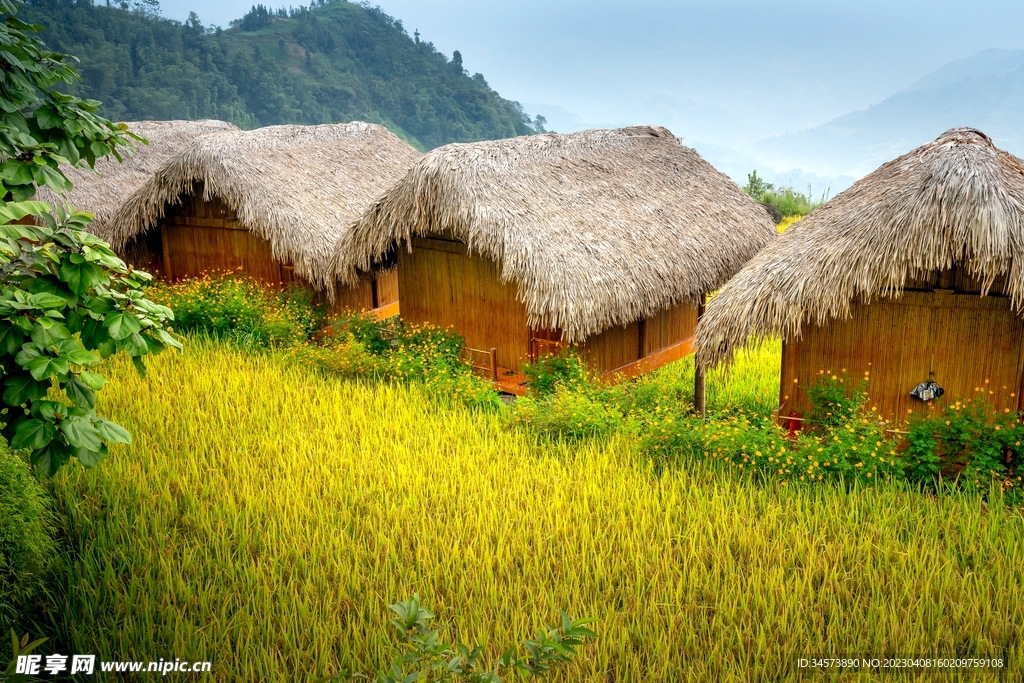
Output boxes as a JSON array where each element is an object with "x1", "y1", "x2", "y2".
[
  {"x1": 37, "y1": 119, "x2": 239, "y2": 233},
  {"x1": 696, "y1": 127, "x2": 1024, "y2": 370},
  {"x1": 105, "y1": 122, "x2": 421, "y2": 293},
  {"x1": 333, "y1": 125, "x2": 777, "y2": 342}
]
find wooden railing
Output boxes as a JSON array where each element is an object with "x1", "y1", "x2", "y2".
[
  {"x1": 463, "y1": 346, "x2": 498, "y2": 380},
  {"x1": 529, "y1": 337, "x2": 566, "y2": 362}
]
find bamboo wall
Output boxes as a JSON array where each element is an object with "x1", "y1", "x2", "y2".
[
  {"x1": 780, "y1": 289, "x2": 1024, "y2": 425},
  {"x1": 398, "y1": 235, "x2": 530, "y2": 370},
  {"x1": 399, "y1": 234, "x2": 699, "y2": 375},
  {"x1": 119, "y1": 185, "x2": 395, "y2": 314}
]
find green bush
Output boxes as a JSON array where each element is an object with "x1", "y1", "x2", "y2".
[
  {"x1": 905, "y1": 395, "x2": 1024, "y2": 500},
  {"x1": 805, "y1": 369, "x2": 869, "y2": 429},
  {"x1": 513, "y1": 383, "x2": 627, "y2": 441},
  {"x1": 742, "y1": 170, "x2": 827, "y2": 218},
  {"x1": 148, "y1": 273, "x2": 327, "y2": 348},
  {"x1": 521, "y1": 351, "x2": 588, "y2": 396},
  {"x1": 0, "y1": 447, "x2": 58, "y2": 659},
  {"x1": 328, "y1": 311, "x2": 502, "y2": 411}
]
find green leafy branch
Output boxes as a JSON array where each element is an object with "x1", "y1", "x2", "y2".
[
  {"x1": 322, "y1": 595, "x2": 598, "y2": 683},
  {"x1": 0, "y1": 204, "x2": 180, "y2": 474}
]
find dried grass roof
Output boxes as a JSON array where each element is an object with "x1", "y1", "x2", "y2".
[
  {"x1": 105, "y1": 122, "x2": 421, "y2": 293},
  {"x1": 37, "y1": 119, "x2": 238, "y2": 233},
  {"x1": 696, "y1": 127, "x2": 1024, "y2": 370},
  {"x1": 334, "y1": 125, "x2": 777, "y2": 342}
]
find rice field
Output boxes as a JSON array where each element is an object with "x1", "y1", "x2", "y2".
[{"x1": 50, "y1": 340, "x2": 1024, "y2": 681}]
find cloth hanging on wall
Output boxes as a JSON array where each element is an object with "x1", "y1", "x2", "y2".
[{"x1": 909, "y1": 380, "x2": 944, "y2": 401}]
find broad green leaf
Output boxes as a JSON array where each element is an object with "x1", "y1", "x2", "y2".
[
  {"x1": 12, "y1": 418, "x2": 56, "y2": 451},
  {"x1": 64, "y1": 376, "x2": 96, "y2": 409},
  {"x1": 74, "y1": 443, "x2": 108, "y2": 468},
  {"x1": 14, "y1": 344, "x2": 42, "y2": 367},
  {"x1": 131, "y1": 354, "x2": 147, "y2": 378},
  {"x1": 104, "y1": 311, "x2": 141, "y2": 340},
  {"x1": 30, "y1": 320, "x2": 70, "y2": 346},
  {"x1": 120, "y1": 331, "x2": 149, "y2": 356},
  {"x1": 0, "y1": 322, "x2": 24, "y2": 354},
  {"x1": 25, "y1": 354, "x2": 68, "y2": 380},
  {"x1": 64, "y1": 347, "x2": 100, "y2": 366},
  {"x1": 79, "y1": 370, "x2": 108, "y2": 391},
  {"x1": 60, "y1": 414, "x2": 102, "y2": 451},
  {"x1": 155, "y1": 327, "x2": 183, "y2": 350},
  {"x1": 28, "y1": 292, "x2": 67, "y2": 309},
  {"x1": 96, "y1": 338, "x2": 116, "y2": 358},
  {"x1": 95, "y1": 417, "x2": 131, "y2": 445},
  {"x1": 59, "y1": 259, "x2": 101, "y2": 295},
  {"x1": 34, "y1": 400, "x2": 67, "y2": 422},
  {"x1": 3, "y1": 374, "x2": 48, "y2": 406},
  {"x1": 84, "y1": 295, "x2": 115, "y2": 315},
  {"x1": 32, "y1": 440, "x2": 72, "y2": 477}
]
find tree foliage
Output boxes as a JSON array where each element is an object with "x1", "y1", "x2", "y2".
[
  {"x1": 22, "y1": 0, "x2": 541, "y2": 149},
  {"x1": 0, "y1": 0, "x2": 179, "y2": 474}
]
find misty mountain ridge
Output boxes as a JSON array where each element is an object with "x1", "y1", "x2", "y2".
[{"x1": 750, "y1": 49, "x2": 1024, "y2": 180}]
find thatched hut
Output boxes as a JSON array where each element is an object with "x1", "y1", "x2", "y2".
[
  {"x1": 36, "y1": 119, "x2": 238, "y2": 230},
  {"x1": 696, "y1": 127, "x2": 1024, "y2": 424},
  {"x1": 104, "y1": 122, "x2": 421, "y2": 312},
  {"x1": 334, "y1": 125, "x2": 777, "y2": 393}
]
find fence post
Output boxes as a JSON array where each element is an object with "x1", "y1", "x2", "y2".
[{"x1": 490, "y1": 348, "x2": 498, "y2": 380}]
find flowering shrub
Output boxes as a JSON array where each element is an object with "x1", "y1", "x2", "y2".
[
  {"x1": 148, "y1": 271, "x2": 326, "y2": 348},
  {"x1": 513, "y1": 383, "x2": 628, "y2": 441},
  {"x1": 522, "y1": 352, "x2": 588, "y2": 396},
  {"x1": 905, "y1": 394, "x2": 1023, "y2": 500},
  {"x1": 329, "y1": 311, "x2": 501, "y2": 411}
]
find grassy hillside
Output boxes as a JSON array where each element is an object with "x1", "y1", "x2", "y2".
[
  {"x1": 22, "y1": 0, "x2": 540, "y2": 149},
  {"x1": 48, "y1": 339, "x2": 1023, "y2": 681}
]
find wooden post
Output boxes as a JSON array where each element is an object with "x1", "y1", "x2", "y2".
[
  {"x1": 694, "y1": 294, "x2": 707, "y2": 420},
  {"x1": 489, "y1": 347, "x2": 498, "y2": 381},
  {"x1": 160, "y1": 226, "x2": 173, "y2": 281}
]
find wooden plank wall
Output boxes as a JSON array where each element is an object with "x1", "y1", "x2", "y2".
[
  {"x1": 399, "y1": 232, "x2": 700, "y2": 375},
  {"x1": 159, "y1": 190, "x2": 291, "y2": 284},
  {"x1": 643, "y1": 302, "x2": 698, "y2": 357},
  {"x1": 376, "y1": 269, "x2": 399, "y2": 307},
  {"x1": 397, "y1": 236, "x2": 530, "y2": 371},
  {"x1": 579, "y1": 301, "x2": 698, "y2": 374},
  {"x1": 780, "y1": 290, "x2": 1024, "y2": 425},
  {"x1": 119, "y1": 184, "x2": 384, "y2": 312},
  {"x1": 331, "y1": 278, "x2": 376, "y2": 312}
]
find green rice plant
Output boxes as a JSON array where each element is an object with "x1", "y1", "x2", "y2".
[
  {"x1": 45, "y1": 339, "x2": 1024, "y2": 681},
  {"x1": 0, "y1": 447, "x2": 58, "y2": 659}
]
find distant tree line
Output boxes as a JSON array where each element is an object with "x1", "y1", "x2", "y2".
[{"x1": 22, "y1": 0, "x2": 541, "y2": 149}]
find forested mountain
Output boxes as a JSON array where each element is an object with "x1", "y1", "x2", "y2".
[{"x1": 22, "y1": 0, "x2": 542, "y2": 149}]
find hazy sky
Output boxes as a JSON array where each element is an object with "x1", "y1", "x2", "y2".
[{"x1": 157, "y1": 0, "x2": 1024, "y2": 147}]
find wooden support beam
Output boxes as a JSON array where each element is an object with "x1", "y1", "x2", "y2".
[
  {"x1": 694, "y1": 294, "x2": 707, "y2": 420},
  {"x1": 371, "y1": 301, "x2": 400, "y2": 320},
  {"x1": 603, "y1": 336, "x2": 695, "y2": 382}
]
